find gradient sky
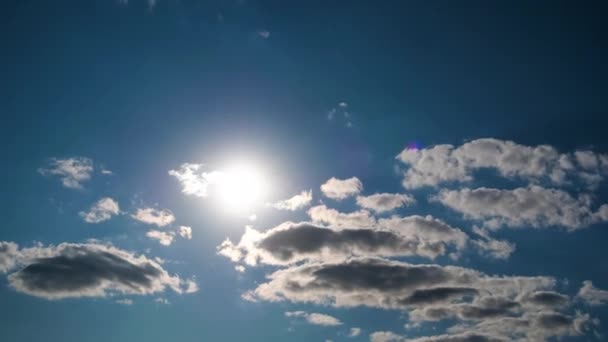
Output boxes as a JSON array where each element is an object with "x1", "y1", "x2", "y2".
[{"x1": 2, "y1": 1, "x2": 608, "y2": 342}]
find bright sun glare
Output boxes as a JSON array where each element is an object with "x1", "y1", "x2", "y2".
[{"x1": 216, "y1": 164, "x2": 266, "y2": 213}]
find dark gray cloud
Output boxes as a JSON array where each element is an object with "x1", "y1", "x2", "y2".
[
  {"x1": 2, "y1": 242, "x2": 194, "y2": 300},
  {"x1": 218, "y1": 221, "x2": 471, "y2": 266},
  {"x1": 242, "y1": 257, "x2": 553, "y2": 310},
  {"x1": 526, "y1": 291, "x2": 569, "y2": 308},
  {"x1": 399, "y1": 287, "x2": 478, "y2": 306}
]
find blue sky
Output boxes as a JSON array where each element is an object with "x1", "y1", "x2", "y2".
[{"x1": 2, "y1": 1, "x2": 608, "y2": 341}]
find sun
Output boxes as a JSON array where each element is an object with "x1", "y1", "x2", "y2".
[{"x1": 216, "y1": 163, "x2": 266, "y2": 213}]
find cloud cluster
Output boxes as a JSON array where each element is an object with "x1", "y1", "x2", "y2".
[
  {"x1": 434, "y1": 186, "x2": 607, "y2": 230},
  {"x1": 132, "y1": 208, "x2": 175, "y2": 227},
  {"x1": 396, "y1": 138, "x2": 608, "y2": 189},
  {"x1": 270, "y1": 190, "x2": 313, "y2": 211},
  {"x1": 241, "y1": 257, "x2": 597, "y2": 341},
  {"x1": 0, "y1": 241, "x2": 196, "y2": 300},
  {"x1": 217, "y1": 219, "x2": 470, "y2": 266},
  {"x1": 39, "y1": 157, "x2": 94, "y2": 189},
  {"x1": 320, "y1": 177, "x2": 363, "y2": 200},
  {"x1": 146, "y1": 225, "x2": 193, "y2": 246},
  {"x1": 578, "y1": 281, "x2": 608, "y2": 306},
  {"x1": 79, "y1": 197, "x2": 120, "y2": 223},
  {"x1": 285, "y1": 311, "x2": 342, "y2": 326}
]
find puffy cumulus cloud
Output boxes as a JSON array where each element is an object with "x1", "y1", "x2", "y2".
[
  {"x1": 308, "y1": 205, "x2": 376, "y2": 228},
  {"x1": 578, "y1": 280, "x2": 608, "y2": 306},
  {"x1": 131, "y1": 208, "x2": 175, "y2": 227},
  {"x1": 38, "y1": 157, "x2": 94, "y2": 189},
  {"x1": 168, "y1": 163, "x2": 224, "y2": 197},
  {"x1": 79, "y1": 197, "x2": 120, "y2": 223},
  {"x1": 242, "y1": 257, "x2": 555, "y2": 310},
  {"x1": 433, "y1": 186, "x2": 607, "y2": 230},
  {"x1": 1, "y1": 242, "x2": 195, "y2": 300},
  {"x1": 348, "y1": 327, "x2": 361, "y2": 337},
  {"x1": 146, "y1": 230, "x2": 175, "y2": 246},
  {"x1": 396, "y1": 138, "x2": 608, "y2": 189},
  {"x1": 178, "y1": 226, "x2": 192, "y2": 240},
  {"x1": 217, "y1": 221, "x2": 469, "y2": 267},
  {"x1": 0, "y1": 241, "x2": 19, "y2": 273},
  {"x1": 356, "y1": 193, "x2": 415, "y2": 213},
  {"x1": 285, "y1": 311, "x2": 342, "y2": 326},
  {"x1": 270, "y1": 190, "x2": 313, "y2": 211},
  {"x1": 320, "y1": 177, "x2": 363, "y2": 200}
]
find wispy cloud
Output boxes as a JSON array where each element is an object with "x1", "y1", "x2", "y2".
[
  {"x1": 79, "y1": 197, "x2": 120, "y2": 223},
  {"x1": 39, "y1": 157, "x2": 94, "y2": 189},
  {"x1": 269, "y1": 190, "x2": 313, "y2": 211},
  {"x1": 285, "y1": 311, "x2": 342, "y2": 326}
]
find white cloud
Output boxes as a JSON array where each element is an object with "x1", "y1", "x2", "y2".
[
  {"x1": 39, "y1": 157, "x2": 94, "y2": 189},
  {"x1": 155, "y1": 297, "x2": 170, "y2": 305},
  {"x1": 132, "y1": 208, "x2": 175, "y2": 227},
  {"x1": 396, "y1": 138, "x2": 608, "y2": 189},
  {"x1": 146, "y1": 230, "x2": 175, "y2": 246},
  {"x1": 348, "y1": 327, "x2": 361, "y2": 337},
  {"x1": 178, "y1": 226, "x2": 192, "y2": 240},
  {"x1": 356, "y1": 193, "x2": 415, "y2": 213},
  {"x1": 270, "y1": 190, "x2": 313, "y2": 211},
  {"x1": 308, "y1": 205, "x2": 376, "y2": 228},
  {"x1": 183, "y1": 278, "x2": 199, "y2": 293},
  {"x1": 168, "y1": 163, "x2": 224, "y2": 197},
  {"x1": 79, "y1": 197, "x2": 120, "y2": 223},
  {"x1": 115, "y1": 298, "x2": 133, "y2": 305},
  {"x1": 320, "y1": 177, "x2": 363, "y2": 200},
  {"x1": 0, "y1": 241, "x2": 19, "y2": 273},
  {"x1": 433, "y1": 186, "x2": 607, "y2": 230},
  {"x1": 578, "y1": 281, "x2": 608, "y2": 306},
  {"x1": 1, "y1": 241, "x2": 189, "y2": 300},
  {"x1": 258, "y1": 30, "x2": 270, "y2": 39},
  {"x1": 285, "y1": 311, "x2": 342, "y2": 326}
]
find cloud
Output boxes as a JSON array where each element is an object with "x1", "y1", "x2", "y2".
[
  {"x1": 115, "y1": 298, "x2": 133, "y2": 305},
  {"x1": 578, "y1": 280, "x2": 608, "y2": 306},
  {"x1": 178, "y1": 226, "x2": 192, "y2": 240},
  {"x1": 348, "y1": 327, "x2": 361, "y2": 337},
  {"x1": 241, "y1": 257, "x2": 555, "y2": 310},
  {"x1": 258, "y1": 30, "x2": 270, "y2": 39},
  {"x1": 0, "y1": 241, "x2": 19, "y2": 273},
  {"x1": 217, "y1": 220, "x2": 470, "y2": 267},
  {"x1": 79, "y1": 197, "x2": 120, "y2": 223},
  {"x1": 38, "y1": 157, "x2": 94, "y2": 189},
  {"x1": 1, "y1": 241, "x2": 194, "y2": 300},
  {"x1": 396, "y1": 138, "x2": 608, "y2": 189},
  {"x1": 270, "y1": 190, "x2": 313, "y2": 211},
  {"x1": 308, "y1": 205, "x2": 376, "y2": 228},
  {"x1": 132, "y1": 208, "x2": 175, "y2": 227},
  {"x1": 320, "y1": 177, "x2": 363, "y2": 200},
  {"x1": 285, "y1": 311, "x2": 342, "y2": 326},
  {"x1": 370, "y1": 331, "x2": 506, "y2": 342},
  {"x1": 168, "y1": 163, "x2": 224, "y2": 197},
  {"x1": 356, "y1": 193, "x2": 415, "y2": 213},
  {"x1": 146, "y1": 230, "x2": 175, "y2": 246},
  {"x1": 433, "y1": 186, "x2": 607, "y2": 230}
]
